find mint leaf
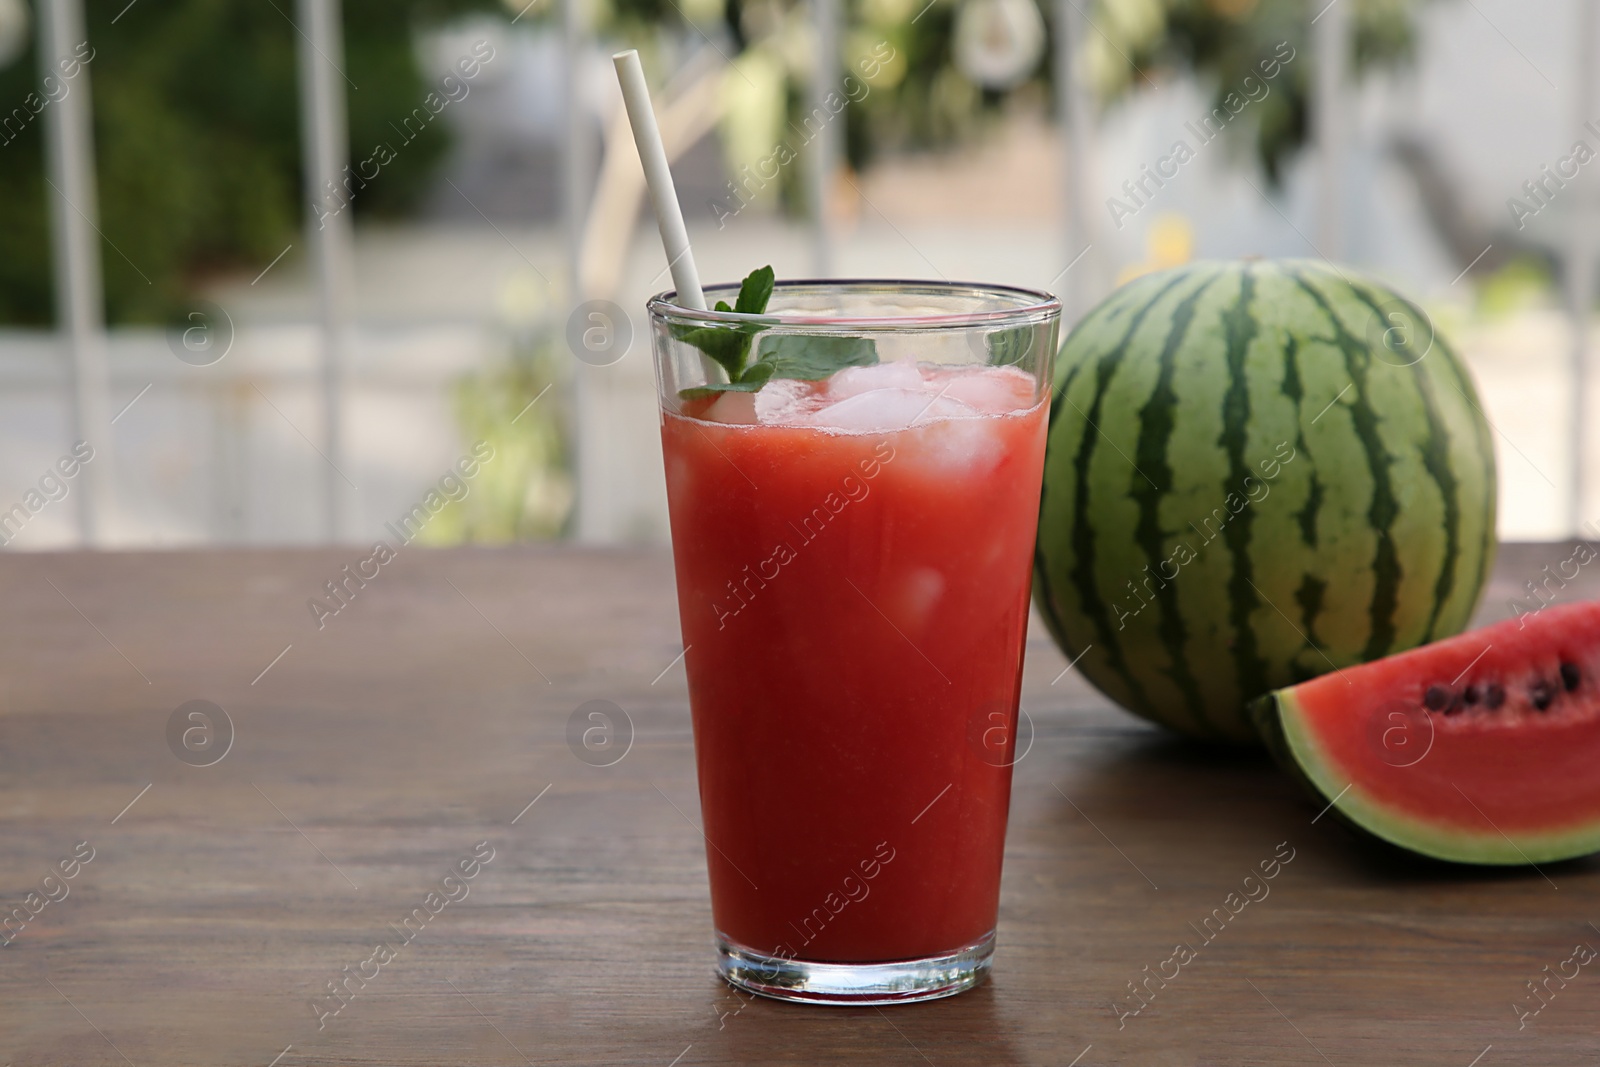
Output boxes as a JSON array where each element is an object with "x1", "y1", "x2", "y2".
[
  {"x1": 739, "y1": 359, "x2": 777, "y2": 387},
  {"x1": 678, "y1": 362, "x2": 774, "y2": 400},
  {"x1": 753, "y1": 334, "x2": 878, "y2": 379},
  {"x1": 675, "y1": 267, "x2": 879, "y2": 401},
  {"x1": 678, "y1": 382, "x2": 762, "y2": 400},
  {"x1": 734, "y1": 265, "x2": 774, "y2": 315},
  {"x1": 679, "y1": 334, "x2": 879, "y2": 400},
  {"x1": 674, "y1": 323, "x2": 746, "y2": 380},
  {"x1": 672, "y1": 267, "x2": 775, "y2": 381}
]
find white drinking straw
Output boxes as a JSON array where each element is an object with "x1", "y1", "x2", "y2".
[{"x1": 612, "y1": 49, "x2": 707, "y2": 311}]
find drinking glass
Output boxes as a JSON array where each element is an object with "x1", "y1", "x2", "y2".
[{"x1": 648, "y1": 280, "x2": 1059, "y2": 1004}]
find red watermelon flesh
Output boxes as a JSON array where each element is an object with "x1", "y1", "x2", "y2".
[{"x1": 1252, "y1": 600, "x2": 1600, "y2": 865}]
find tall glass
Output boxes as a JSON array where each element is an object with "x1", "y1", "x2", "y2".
[{"x1": 648, "y1": 280, "x2": 1059, "y2": 1004}]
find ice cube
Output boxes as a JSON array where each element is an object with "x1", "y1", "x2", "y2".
[
  {"x1": 804, "y1": 388, "x2": 982, "y2": 432},
  {"x1": 914, "y1": 414, "x2": 1008, "y2": 474},
  {"x1": 754, "y1": 378, "x2": 817, "y2": 423},
  {"x1": 931, "y1": 366, "x2": 1036, "y2": 414},
  {"x1": 827, "y1": 360, "x2": 925, "y2": 400},
  {"x1": 703, "y1": 390, "x2": 757, "y2": 425}
]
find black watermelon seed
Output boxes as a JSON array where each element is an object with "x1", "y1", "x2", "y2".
[
  {"x1": 1561, "y1": 662, "x2": 1581, "y2": 692},
  {"x1": 1464, "y1": 685, "x2": 1481, "y2": 705},
  {"x1": 1423, "y1": 685, "x2": 1450, "y2": 711},
  {"x1": 1531, "y1": 680, "x2": 1554, "y2": 711},
  {"x1": 1485, "y1": 684, "x2": 1506, "y2": 709},
  {"x1": 1444, "y1": 694, "x2": 1465, "y2": 715}
]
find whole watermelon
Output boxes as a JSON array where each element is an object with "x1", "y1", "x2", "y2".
[{"x1": 1034, "y1": 260, "x2": 1497, "y2": 743}]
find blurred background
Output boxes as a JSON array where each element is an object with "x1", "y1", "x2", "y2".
[{"x1": 0, "y1": 0, "x2": 1594, "y2": 550}]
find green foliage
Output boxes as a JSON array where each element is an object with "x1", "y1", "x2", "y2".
[
  {"x1": 1476, "y1": 257, "x2": 1555, "y2": 320},
  {"x1": 702, "y1": 0, "x2": 1426, "y2": 190},
  {"x1": 0, "y1": 0, "x2": 498, "y2": 326},
  {"x1": 1096, "y1": 0, "x2": 1424, "y2": 183},
  {"x1": 420, "y1": 337, "x2": 573, "y2": 544},
  {"x1": 844, "y1": 2, "x2": 978, "y2": 165}
]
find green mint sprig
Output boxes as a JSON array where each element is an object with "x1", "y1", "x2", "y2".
[
  {"x1": 676, "y1": 266, "x2": 878, "y2": 400},
  {"x1": 672, "y1": 265, "x2": 774, "y2": 383}
]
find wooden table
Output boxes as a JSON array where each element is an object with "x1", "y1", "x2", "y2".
[{"x1": 2, "y1": 543, "x2": 1595, "y2": 1065}]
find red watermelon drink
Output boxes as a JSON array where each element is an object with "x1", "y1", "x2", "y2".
[{"x1": 647, "y1": 280, "x2": 1059, "y2": 1004}]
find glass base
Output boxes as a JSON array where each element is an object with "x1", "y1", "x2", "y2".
[{"x1": 715, "y1": 931, "x2": 994, "y2": 1006}]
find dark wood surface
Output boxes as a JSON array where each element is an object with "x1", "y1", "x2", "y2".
[{"x1": 2, "y1": 542, "x2": 1596, "y2": 1066}]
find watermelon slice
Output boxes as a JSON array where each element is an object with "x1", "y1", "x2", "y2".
[{"x1": 1251, "y1": 601, "x2": 1600, "y2": 865}]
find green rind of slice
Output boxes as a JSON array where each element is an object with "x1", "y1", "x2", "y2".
[{"x1": 1257, "y1": 691, "x2": 1600, "y2": 866}]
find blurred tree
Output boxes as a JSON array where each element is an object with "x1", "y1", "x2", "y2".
[
  {"x1": 424, "y1": 337, "x2": 573, "y2": 543},
  {"x1": 0, "y1": 0, "x2": 499, "y2": 326},
  {"x1": 848, "y1": 0, "x2": 1428, "y2": 177},
  {"x1": 630, "y1": 0, "x2": 1430, "y2": 203},
  {"x1": 1096, "y1": 0, "x2": 1425, "y2": 183}
]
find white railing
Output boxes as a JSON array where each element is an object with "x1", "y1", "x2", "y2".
[
  {"x1": 0, "y1": 320, "x2": 497, "y2": 547},
  {"x1": 38, "y1": 0, "x2": 111, "y2": 544},
  {"x1": 27, "y1": 0, "x2": 1600, "y2": 547}
]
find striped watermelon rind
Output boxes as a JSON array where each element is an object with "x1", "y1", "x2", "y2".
[{"x1": 1034, "y1": 260, "x2": 1497, "y2": 743}]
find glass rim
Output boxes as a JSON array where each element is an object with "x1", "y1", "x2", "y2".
[{"x1": 647, "y1": 278, "x2": 1061, "y2": 331}]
